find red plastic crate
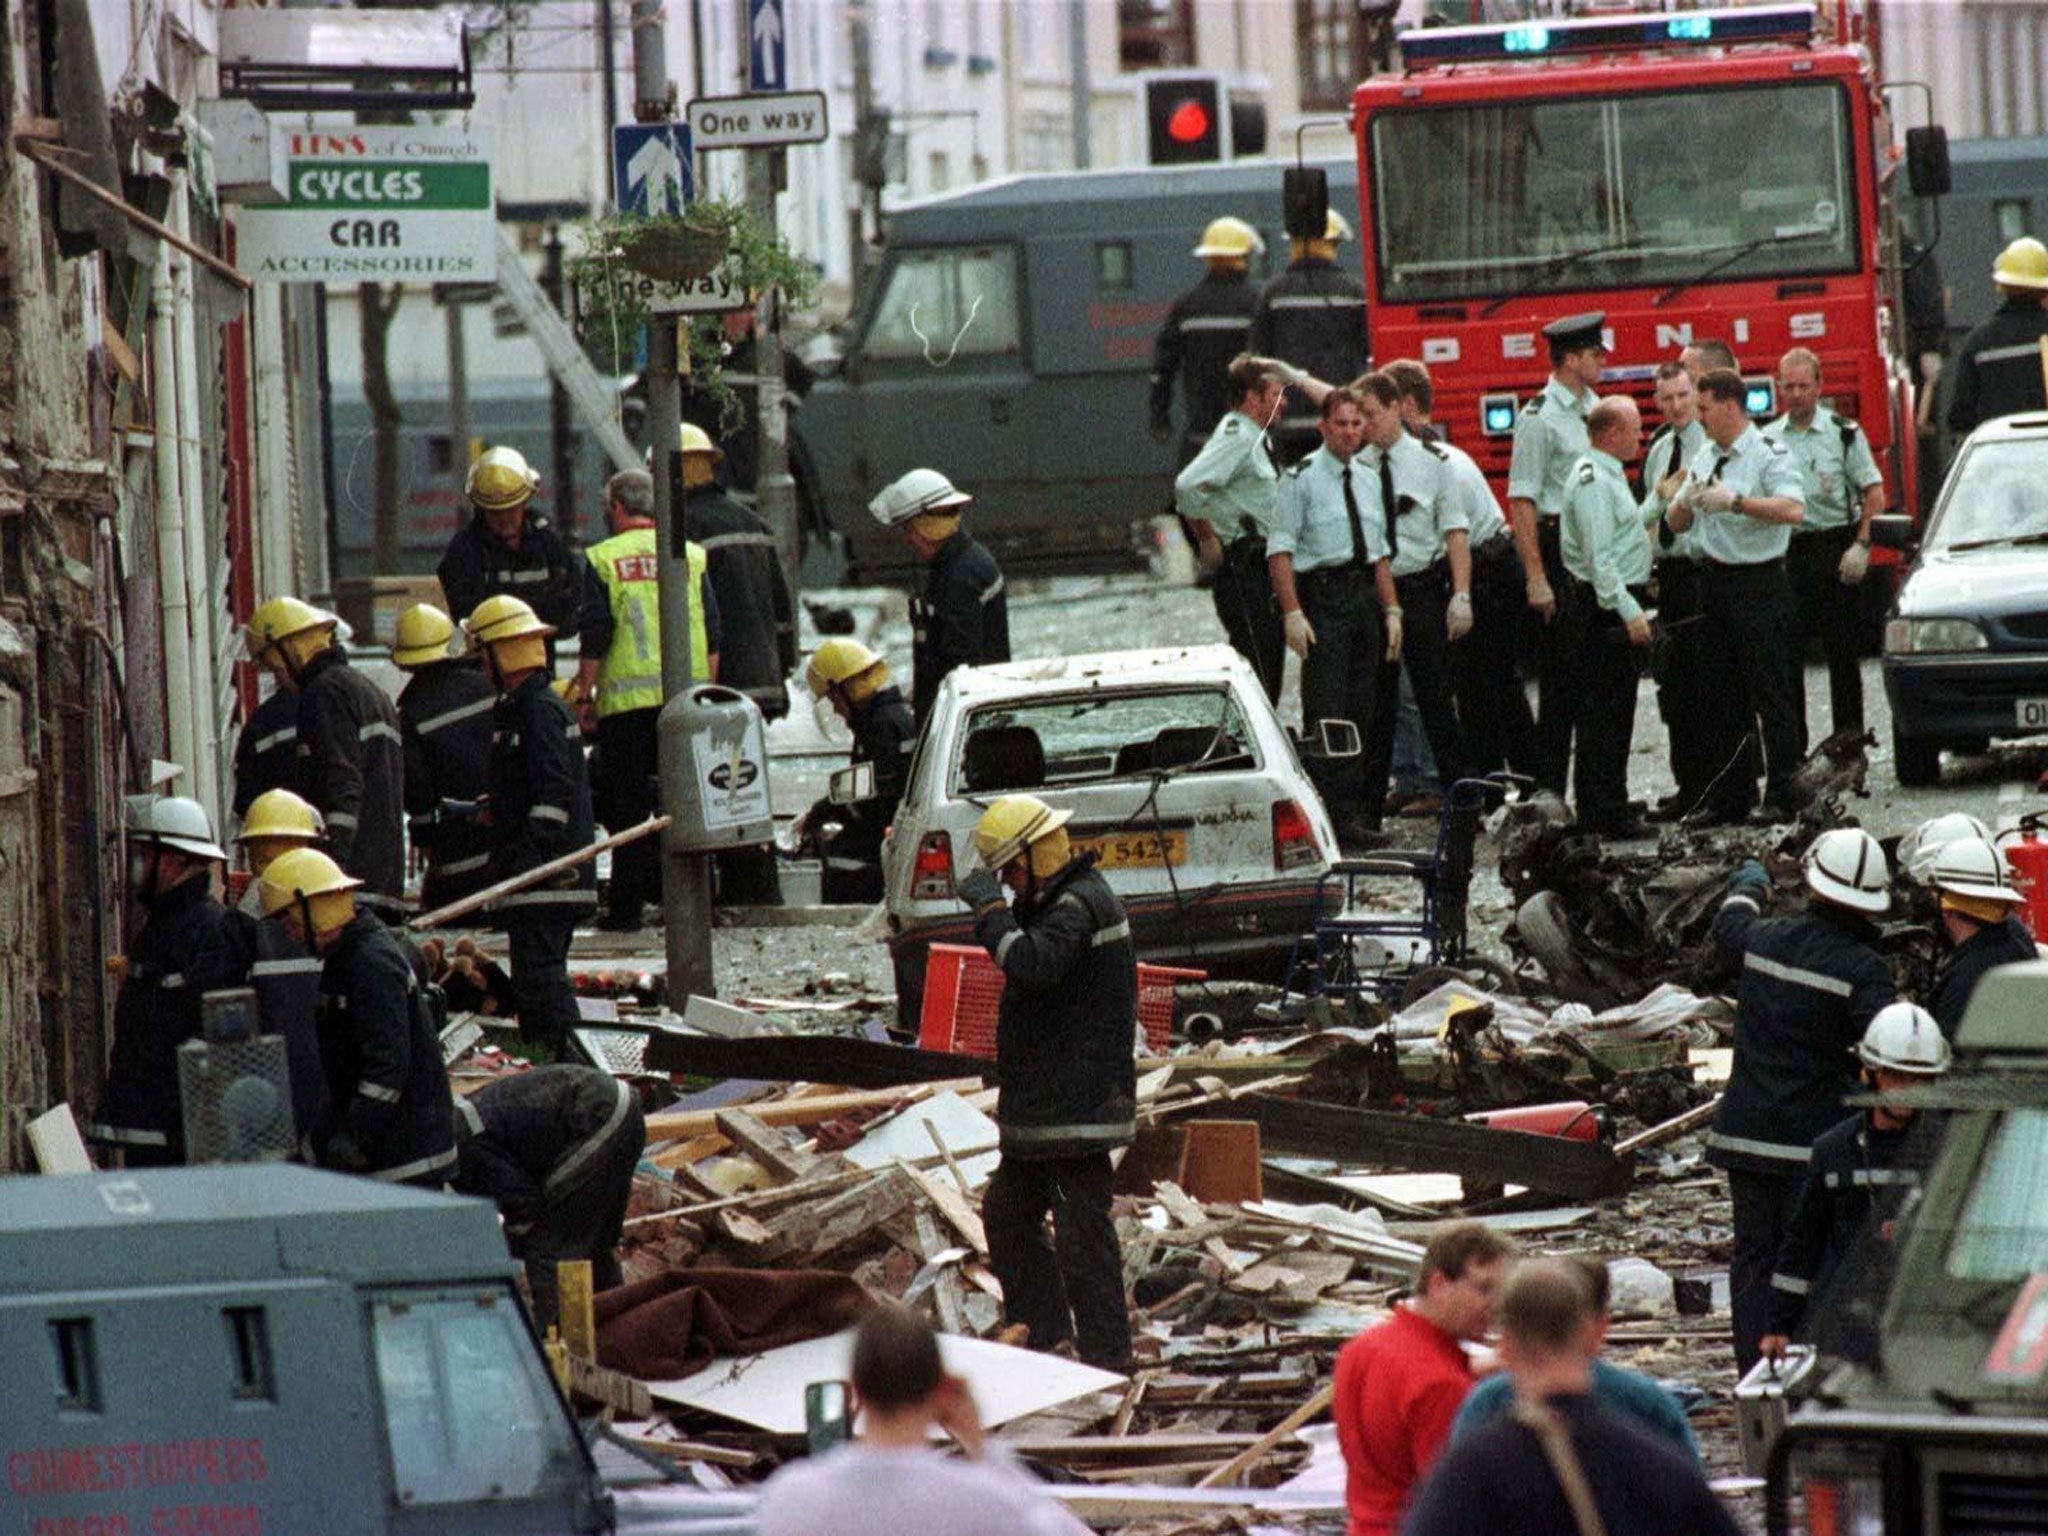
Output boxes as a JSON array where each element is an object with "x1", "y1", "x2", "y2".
[{"x1": 917, "y1": 943, "x2": 1202, "y2": 1058}]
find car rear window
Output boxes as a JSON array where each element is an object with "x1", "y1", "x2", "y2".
[{"x1": 951, "y1": 687, "x2": 1258, "y2": 794}]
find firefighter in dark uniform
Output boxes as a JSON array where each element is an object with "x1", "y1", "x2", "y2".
[
  {"x1": 1706, "y1": 828, "x2": 1896, "y2": 1372},
  {"x1": 393, "y1": 603, "x2": 497, "y2": 912},
  {"x1": 470, "y1": 596, "x2": 598, "y2": 1053},
  {"x1": 452, "y1": 1063, "x2": 647, "y2": 1332},
  {"x1": 231, "y1": 686, "x2": 301, "y2": 820},
  {"x1": 1558, "y1": 396, "x2": 1652, "y2": 839},
  {"x1": 258, "y1": 847, "x2": 457, "y2": 1188},
  {"x1": 90, "y1": 795, "x2": 253, "y2": 1165},
  {"x1": 1249, "y1": 208, "x2": 1368, "y2": 465},
  {"x1": 437, "y1": 446, "x2": 582, "y2": 656},
  {"x1": 1638, "y1": 362, "x2": 1713, "y2": 819},
  {"x1": 871, "y1": 468, "x2": 1010, "y2": 721},
  {"x1": 801, "y1": 638, "x2": 917, "y2": 903},
  {"x1": 243, "y1": 597, "x2": 406, "y2": 921},
  {"x1": 1946, "y1": 236, "x2": 2048, "y2": 437},
  {"x1": 232, "y1": 789, "x2": 331, "y2": 1141},
  {"x1": 1507, "y1": 313, "x2": 1606, "y2": 797},
  {"x1": 1151, "y1": 217, "x2": 1264, "y2": 467},
  {"x1": 958, "y1": 795, "x2": 1136, "y2": 1371},
  {"x1": 574, "y1": 471, "x2": 720, "y2": 928},
  {"x1": 678, "y1": 423, "x2": 796, "y2": 722},
  {"x1": 1760, "y1": 1002, "x2": 1951, "y2": 1367},
  {"x1": 1923, "y1": 836, "x2": 2038, "y2": 1037}
]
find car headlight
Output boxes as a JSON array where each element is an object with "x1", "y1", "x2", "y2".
[
  {"x1": 1884, "y1": 617, "x2": 1989, "y2": 654},
  {"x1": 1789, "y1": 1446, "x2": 1885, "y2": 1536}
]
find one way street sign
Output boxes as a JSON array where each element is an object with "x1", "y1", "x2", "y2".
[
  {"x1": 749, "y1": 0, "x2": 787, "y2": 93},
  {"x1": 613, "y1": 123, "x2": 694, "y2": 216},
  {"x1": 688, "y1": 91, "x2": 829, "y2": 151}
]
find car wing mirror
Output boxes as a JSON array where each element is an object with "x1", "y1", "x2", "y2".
[
  {"x1": 1906, "y1": 125, "x2": 1952, "y2": 199},
  {"x1": 1316, "y1": 719, "x2": 1362, "y2": 760},
  {"x1": 1869, "y1": 514, "x2": 1917, "y2": 553},
  {"x1": 829, "y1": 761, "x2": 877, "y2": 806}
]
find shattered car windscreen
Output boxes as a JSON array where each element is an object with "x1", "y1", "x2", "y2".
[
  {"x1": 953, "y1": 688, "x2": 1257, "y2": 792},
  {"x1": 1944, "y1": 1108, "x2": 2048, "y2": 1280},
  {"x1": 1924, "y1": 439, "x2": 2048, "y2": 550}
]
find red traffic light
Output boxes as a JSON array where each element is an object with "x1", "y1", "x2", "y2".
[{"x1": 1166, "y1": 98, "x2": 1211, "y2": 144}]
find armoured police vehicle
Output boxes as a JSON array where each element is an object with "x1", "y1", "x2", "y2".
[
  {"x1": 797, "y1": 159, "x2": 1357, "y2": 582},
  {"x1": 1768, "y1": 960, "x2": 2048, "y2": 1533}
]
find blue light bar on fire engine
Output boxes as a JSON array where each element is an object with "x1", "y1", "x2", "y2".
[{"x1": 1398, "y1": 4, "x2": 1816, "y2": 66}]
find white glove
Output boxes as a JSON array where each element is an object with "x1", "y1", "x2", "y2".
[
  {"x1": 1446, "y1": 591, "x2": 1474, "y2": 642},
  {"x1": 1693, "y1": 483, "x2": 1738, "y2": 516},
  {"x1": 1838, "y1": 540, "x2": 1871, "y2": 585},
  {"x1": 1283, "y1": 608, "x2": 1316, "y2": 659},
  {"x1": 1383, "y1": 607, "x2": 1405, "y2": 663}
]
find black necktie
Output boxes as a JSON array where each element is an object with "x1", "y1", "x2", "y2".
[
  {"x1": 1341, "y1": 464, "x2": 1370, "y2": 569},
  {"x1": 1379, "y1": 451, "x2": 1400, "y2": 561},
  {"x1": 1709, "y1": 452, "x2": 1731, "y2": 484}
]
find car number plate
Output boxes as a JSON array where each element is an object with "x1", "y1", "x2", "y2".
[
  {"x1": 2018, "y1": 698, "x2": 2048, "y2": 730},
  {"x1": 1074, "y1": 831, "x2": 1186, "y2": 868}
]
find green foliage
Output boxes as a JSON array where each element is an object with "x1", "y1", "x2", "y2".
[{"x1": 566, "y1": 199, "x2": 819, "y2": 405}]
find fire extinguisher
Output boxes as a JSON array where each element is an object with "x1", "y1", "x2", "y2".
[{"x1": 2000, "y1": 815, "x2": 2048, "y2": 942}]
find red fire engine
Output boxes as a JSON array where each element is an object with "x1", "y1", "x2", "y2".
[{"x1": 1352, "y1": 3, "x2": 1926, "y2": 531}]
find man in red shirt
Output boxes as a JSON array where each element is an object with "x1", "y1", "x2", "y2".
[{"x1": 1334, "y1": 1222, "x2": 1514, "y2": 1536}]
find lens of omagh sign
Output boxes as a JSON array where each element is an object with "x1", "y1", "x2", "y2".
[{"x1": 236, "y1": 125, "x2": 494, "y2": 283}]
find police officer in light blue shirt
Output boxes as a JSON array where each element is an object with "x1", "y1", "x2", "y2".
[
  {"x1": 1666, "y1": 368, "x2": 1808, "y2": 825},
  {"x1": 1640, "y1": 361, "x2": 1715, "y2": 819},
  {"x1": 1508, "y1": 312, "x2": 1606, "y2": 798},
  {"x1": 1768, "y1": 347, "x2": 1886, "y2": 749}
]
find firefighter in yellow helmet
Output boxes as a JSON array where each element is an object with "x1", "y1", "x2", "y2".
[
  {"x1": 229, "y1": 788, "x2": 331, "y2": 1141},
  {"x1": 258, "y1": 847, "x2": 456, "y2": 1186},
  {"x1": 1946, "y1": 236, "x2": 2048, "y2": 434},
  {"x1": 675, "y1": 422, "x2": 795, "y2": 723},
  {"x1": 799, "y1": 639, "x2": 916, "y2": 901},
  {"x1": 242, "y1": 595, "x2": 406, "y2": 920},
  {"x1": 955, "y1": 794, "x2": 1136, "y2": 1371},
  {"x1": 393, "y1": 602, "x2": 497, "y2": 910},
  {"x1": 1251, "y1": 205, "x2": 1367, "y2": 464},
  {"x1": 1152, "y1": 215, "x2": 1265, "y2": 466},
  {"x1": 467, "y1": 596, "x2": 597, "y2": 1053},
  {"x1": 573, "y1": 466, "x2": 720, "y2": 927},
  {"x1": 437, "y1": 445, "x2": 581, "y2": 655}
]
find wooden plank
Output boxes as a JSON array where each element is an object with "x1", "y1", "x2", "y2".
[
  {"x1": 564, "y1": 1353, "x2": 651, "y2": 1418},
  {"x1": 556, "y1": 1260, "x2": 596, "y2": 1361},
  {"x1": 713, "y1": 1109, "x2": 822, "y2": 1184},
  {"x1": 1195, "y1": 1381, "x2": 1336, "y2": 1488},
  {"x1": 1614, "y1": 1094, "x2": 1723, "y2": 1155},
  {"x1": 26, "y1": 1105, "x2": 93, "y2": 1174},
  {"x1": 410, "y1": 815, "x2": 669, "y2": 929},
  {"x1": 904, "y1": 1160, "x2": 988, "y2": 1256},
  {"x1": 1181, "y1": 1120, "x2": 1264, "y2": 1204},
  {"x1": 999, "y1": 1433, "x2": 1270, "y2": 1459},
  {"x1": 724, "y1": 1169, "x2": 916, "y2": 1266},
  {"x1": 644, "y1": 1079, "x2": 981, "y2": 1142}
]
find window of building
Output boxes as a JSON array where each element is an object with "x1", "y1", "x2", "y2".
[
  {"x1": 863, "y1": 247, "x2": 1022, "y2": 362},
  {"x1": 1297, "y1": 0, "x2": 1376, "y2": 112},
  {"x1": 1120, "y1": 0, "x2": 1194, "y2": 71}
]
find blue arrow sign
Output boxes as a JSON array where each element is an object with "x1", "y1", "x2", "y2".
[
  {"x1": 749, "y1": 0, "x2": 787, "y2": 92},
  {"x1": 613, "y1": 123, "x2": 694, "y2": 216}
]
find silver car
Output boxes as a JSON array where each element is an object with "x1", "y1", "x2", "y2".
[{"x1": 882, "y1": 644, "x2": 1338, "y2": 1026}]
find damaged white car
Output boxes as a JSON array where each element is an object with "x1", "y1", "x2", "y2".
[{"x1": 881, "y1": 644, "x2": 1341, "y2": 1027}]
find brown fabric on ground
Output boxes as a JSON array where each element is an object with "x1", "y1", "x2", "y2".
[{"x1": 595, "y1": 1266, "x2": 874, "y2": 1380}]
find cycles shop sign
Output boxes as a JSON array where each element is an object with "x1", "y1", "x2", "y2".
[{"x1": 236, "y1": 126, "x2": 493, "y2": 282}]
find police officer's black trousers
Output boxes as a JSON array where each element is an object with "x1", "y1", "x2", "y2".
[
  {"x1": 518, "y1": 1092, "x2": 647, "y2": 1334},
  {"x1": 1651, "y1": 557, "x2": 1729, "y2": 813},
  {"x1": 1212, "y1": 535, "x2": 1283, "y2": 704},
  {"x1": 1785, "y1": 525, "x2": 1866, "y2": 748},
  {"x1": 1569, "y1": 585, "x2": 1647, "y2": 827},
  {"x1": 1532, "y1": 520, "x2": 1586, "y2": 796},
  {"x1": 505, "y1": 911, "x2": 579, "y2": 1054},
  {"x1": 1393, "y1": 566, "x2": 1470, "y2": 788},
  {"x1": 983, "y1": 1151, "x2": 1132, "y2": 1370},
  {"x1": 595, "y1": 708, "x2": 660, "y2": 921},
  {"x1": 1698, "y1": 558, "x2": 1803, "y2": 813},
  {"x1": 1729, "y1": 1166, "x2": 1806, "y2": 1375},
  {"x1": 1298, "y1": 566, "x2": 1395, "y2": 827},
  {"x1": 1453, "y1": 536, "x2": 1537, "y2": 777}
]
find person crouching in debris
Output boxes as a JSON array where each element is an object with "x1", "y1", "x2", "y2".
[
  {"x1": 451, "y1": 1064, "x2": 646, "y2": 1334},
  {"x1": 801, "y1": 639, "x2": 918, "y2": 903},
  {"x1": 1759, "y1": 1002, "x2": 1951, "y2": 1368},
  {"x1": 956, "y1": 794, "x2": 1137, "y2": 1372},
  {"x1": 755, "y1": 1304, "x2": 1091, "y2": 1536},
  {"x1": 258, "y1": 847, "x2": 457, "y2": 1188},
  {"x1": 1922, "y1": 836, "x2": 2037, "y2": 1037},
  {"x1": 1704, "y1": 829, "x2": 1896, "y2": 1374}
]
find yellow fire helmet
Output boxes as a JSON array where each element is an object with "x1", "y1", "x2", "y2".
[
  {"x1": 805, "y1": 638, "x2": 888, "y2": 700},
  {"x1": 1193, "y1": 216, "x2": 1264, "y2": 261},
  {"x1": 392, "y1": 603, "x2": 460, "y2": 669},
  {"x1": 242, "y1": 596, "x2": 337, "y2": 667},
  {"x1": 466, "y1": 445, "x2": 540, "y2": 511},
  {"x1": 257, "y1": 845, "x2": 361, "y2": 937},
  {"x1": 465, "y1": 593, "x2": 555, "y2": 675},
  {"x1": 1323, "y1": 208, "x2": 1354, "y2": 243},
  {"x1": 971, "y1": 794, "x2": 1074, "y2": 874},
  {"x1": 236, "y1": 789, "x2": 327, "y2": 845},
  {"x1": 1993, "y1": 236, "x2": 2048, "y2": 290},
  {"x1": 679, "y1": 422, "x2": 724, "y2": 459}
]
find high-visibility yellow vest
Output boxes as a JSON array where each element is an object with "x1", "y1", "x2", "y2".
[{"x1": 585, "y1": 526, "x2": 708, "y2": 715}]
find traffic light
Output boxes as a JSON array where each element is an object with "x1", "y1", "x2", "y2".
[{"x1": 1144, "y1": 73, "x2": 1225, "y2": 165}]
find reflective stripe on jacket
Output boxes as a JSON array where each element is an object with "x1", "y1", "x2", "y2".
[{"x1": 584, "y1": 526, "x2": 708, "y2": 715}]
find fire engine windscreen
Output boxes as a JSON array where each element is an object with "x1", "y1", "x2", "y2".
[{"x1": 1368, "y1": 82, "x2": 1858, "y2": 304}]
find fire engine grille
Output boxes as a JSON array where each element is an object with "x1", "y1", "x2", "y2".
[{"x1": 1940, "y1": 1472, "x2": 2048, "y2": 1534}]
